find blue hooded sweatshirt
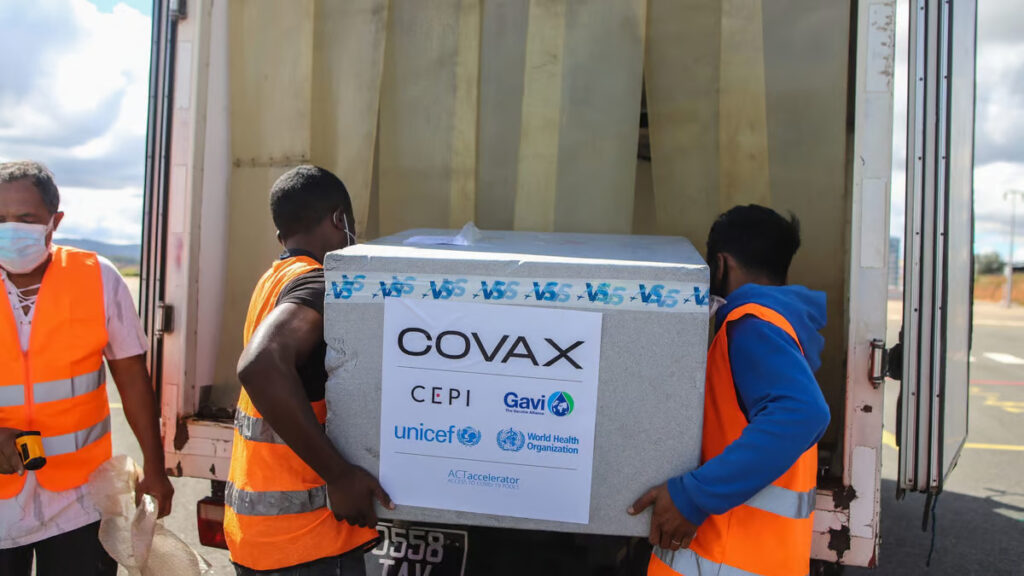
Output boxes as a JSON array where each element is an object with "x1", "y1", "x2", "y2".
[{"x1": 667, "y1": 283, "x2": 831, "y2": 526}]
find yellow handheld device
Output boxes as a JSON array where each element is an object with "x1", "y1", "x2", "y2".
[{"x1": 15, "y1": 431, "x2": 46, "y2": 471}]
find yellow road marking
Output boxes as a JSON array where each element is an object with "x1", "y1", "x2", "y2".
[
  {"x1": 971, "y1": 386, "x2": 1024, "y2": 414},
  {"x1": 882, "y1": 429, "x2": 898, "y2": 449},
  {"x1": 964, "y1": 442, "x2": 1024, "y2": 452},
  {"x1": 882, "y1": 429, "x2": 1023, "y2": 452}
]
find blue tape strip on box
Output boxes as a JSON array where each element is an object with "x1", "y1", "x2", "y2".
[{"x1": 324, "y1": 273, "x2": 709, "y2": 313}]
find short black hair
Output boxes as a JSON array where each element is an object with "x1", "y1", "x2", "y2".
[
  {"x1": 269, "y1": 165, "x2": 352, "y2": 240},
  {"x1": 0, "y1": 160, "x2": 60, "y2": 214},
  {"x1": 706, "y1": 204, "x2": 801, "y2": 283}
]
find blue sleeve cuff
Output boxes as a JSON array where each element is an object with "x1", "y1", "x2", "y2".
[{"x1": 667, "y1": 474, "x2": 709, "y2": 526}]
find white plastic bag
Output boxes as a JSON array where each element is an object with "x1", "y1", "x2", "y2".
[{"x1": 88, "y1": 455, "x2": 213, "y2": 576}]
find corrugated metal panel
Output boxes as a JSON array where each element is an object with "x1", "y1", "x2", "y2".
[{"x1": 216, "y1": 1, "x2": 851, "y2": 461}]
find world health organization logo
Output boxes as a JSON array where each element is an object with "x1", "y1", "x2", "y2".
[
  {"x1": 496, "y1": 427, "x2": 526, "y2": 452},
  {"x1": 457, "y1": 426, "x2": 481, "y2": 446},
  {"x1": 547, "y1": 391, "x2": 574, "y2": 417}
]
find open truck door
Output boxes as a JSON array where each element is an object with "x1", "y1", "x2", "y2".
[
  {"x1": 141, "y1": 0, "x2": 237, "y2": 483},
  {"x1": 898, "y1": 0, "x2": 976, "y2": 496},
  {"x1": 139, "y1": 0, "x2": 174, "y2": 422}
]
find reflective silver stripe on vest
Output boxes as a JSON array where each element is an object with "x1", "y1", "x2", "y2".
[
  {"x1": 41, "y1": 416, "x2": 111, "y2": 457},
  {"x1": 744, "y1": 484, "x2": 816, "y2": 520},
  {"x1": 235, "y1": 410, "x2": 286, "y2": 445},
  {"x1": 0, "y1": 385, "x2": 24, "y2": 407},
  {"x1": 225, "y1": 481, "x2": 328, "y2": 517},
  {"x1": 654, "y1": 547, "x2": 809, "y2": 576},
  {"x1": 32, "y1": 367, "x2": 106, "y2": 404}
]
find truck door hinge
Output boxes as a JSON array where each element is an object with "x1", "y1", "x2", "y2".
[
  {"x1": 156, "y1": 303, "x2": 175, "y2": 336},
  {"x1": 170, "y1": 0, "x2": 187, "y2": 20},
  {"x1": 869, "y1": 339, "x2": 886, "y2": 388},
  {"x1": 886, "y1": 341, "x2": 903, "y2": 381}
]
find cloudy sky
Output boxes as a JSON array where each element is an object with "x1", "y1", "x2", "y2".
[
  {"x1": 0, "y1": 0, "x2": 1022, "y2": 261},
  {"x1": 0, "y1": 0, "x2": 150, "y2": 244},
  {"x1": 889, "y1": 0, "x2": 1024, "y2": 263}
]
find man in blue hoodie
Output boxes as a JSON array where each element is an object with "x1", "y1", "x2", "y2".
[{"x1": 631, "y1": 205, "x2": 831, "y2": 576}]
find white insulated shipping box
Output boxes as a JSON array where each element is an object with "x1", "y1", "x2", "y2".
[{"x1": 324, "y1": 229, "x2": 709, "y2": 536}]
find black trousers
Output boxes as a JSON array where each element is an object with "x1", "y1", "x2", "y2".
[
  {"x1": 0, "y1": 521, "x2": 117, "y2": 576},
  {"x1": 234, "y1": 552, "x2": 367, "y2": 576}
]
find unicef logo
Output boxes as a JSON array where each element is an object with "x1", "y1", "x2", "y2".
[
  {"x1": 547, "y1": 391, "x2": 574, "y2": 417},
  {"x1": 457, "y1": 426, "x2": 481, "y2": 446},
  {"x1": 496, "y1": 428, "x2": 526, "y2": 452}
]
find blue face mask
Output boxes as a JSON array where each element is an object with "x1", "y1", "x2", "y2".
[{"x1": 0, "y1": 219, "x2": 53, "y2": 274}]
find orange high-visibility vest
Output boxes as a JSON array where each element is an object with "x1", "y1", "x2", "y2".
[
  {"x1": 650, "y1": 303, "x2": 818, "y2": 576},
  {"x1": 0, "y1": 246, "x2": 111, "y2": 498},
  {"x1": 224, "y1": 255, "x2": 377, "y2": 571}
]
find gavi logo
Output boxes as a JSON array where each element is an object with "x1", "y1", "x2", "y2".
[{"x1": 503, "y1": 391, "x2": 575, "y2": 416}]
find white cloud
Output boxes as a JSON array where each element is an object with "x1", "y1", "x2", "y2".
[
  {"x1": 889, "y1": 0, "x2": 1024, "y2": 264},
  {"x1": 974, "y1": 1, "x2": 1024, "y2": 263},
  {"x1": 0, "y1": 0, "x2": 150, "y2": 244},
  {"x1": 55, "y1": 186, "x2": 144, "y2": 245},
  {"x1": 973, "y1": 162, "x2": 1024, "y2": 263}
]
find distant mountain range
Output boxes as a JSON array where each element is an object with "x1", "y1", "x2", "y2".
[{"x1": 57, "y1": 238, "x2": 141, "y2": 270}]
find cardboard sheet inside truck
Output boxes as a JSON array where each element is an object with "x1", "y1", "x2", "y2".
[{"x1": 324, "y1": 228, "x2": 709, "y2": 536}]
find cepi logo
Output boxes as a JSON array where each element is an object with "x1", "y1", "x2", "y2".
[
  {"x1": 547, "y1": 391, "x2": 574, "y2": 417},
  {"x1": 504, "y1": 391, "x2": 575, "y2": 417},
  {"x1": 496, "y1": 428, "x2": 526, "y2": 452},
  {"x1": 457, "y1": 426, "x2": 481, "y2": 446}
]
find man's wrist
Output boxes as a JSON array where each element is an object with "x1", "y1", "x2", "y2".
[
  {"x1": 667, "y1": 475, "x2": 709, "y2": 526},
  {"x1": 322, "y1": 456, "x2": 355, "y2": 485},
  {"x1": 141, "y1": 450, "x2": 166, "y2": 474}
]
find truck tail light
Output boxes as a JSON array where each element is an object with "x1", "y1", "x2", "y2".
[{"x1": 197, "y1": 496, "x2": 228, "y2": 549}]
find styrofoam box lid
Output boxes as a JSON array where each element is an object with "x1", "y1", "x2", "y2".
[{"x1": 333, "y1": 228, "x2": 707, "y2": 279}]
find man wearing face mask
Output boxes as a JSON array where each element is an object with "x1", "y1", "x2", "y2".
[
  {"x1": 630, "y1": 205, "x2": 830, "y2": 576},
  {"x1": 226, "y1": 165, "x2": 392, "y2": 575},
  {"x1": 0, "y1": 161, "x2": 173, "y2": 576}
]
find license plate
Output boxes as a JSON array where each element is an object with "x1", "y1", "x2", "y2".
[{"x1": 365, "y1": 522, "x2": 468, "y2": 576}]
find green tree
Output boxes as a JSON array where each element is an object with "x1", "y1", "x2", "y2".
[{"x1": 974, "y1": 251, "x2": 1006, "y2": 275}]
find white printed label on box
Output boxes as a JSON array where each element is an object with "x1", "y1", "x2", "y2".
[
  {"x1": 379, "y1": 299, "x2": 602, "y2": 524},
  {"x1": 325, "y1": 272, "x2": 709, "y2": 313}
]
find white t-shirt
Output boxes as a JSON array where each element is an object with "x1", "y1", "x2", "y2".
[{"x1": 0, "y1": 253, "x2": 148, "y2": 549}]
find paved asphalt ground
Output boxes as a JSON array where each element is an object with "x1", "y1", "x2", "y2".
[
  {"x1": 103, "y1": 286, "x2": 1023, "y2": 575},
  {"x1": 847, "y1": 301, "x2": 1024, "y2": 575}
]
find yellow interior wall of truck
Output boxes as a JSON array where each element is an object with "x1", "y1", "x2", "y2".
[{"x1": 213, "y1": 0, "x2": 852, "y2": 474}]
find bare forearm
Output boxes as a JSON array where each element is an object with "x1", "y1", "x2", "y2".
[{"x1": 122, "y1": 385, "x2": 165, "y2": 471}]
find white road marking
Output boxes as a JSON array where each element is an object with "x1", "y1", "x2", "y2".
[{"x1": 983, "y1": 352, "x2": 1024, "y2": 365}]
